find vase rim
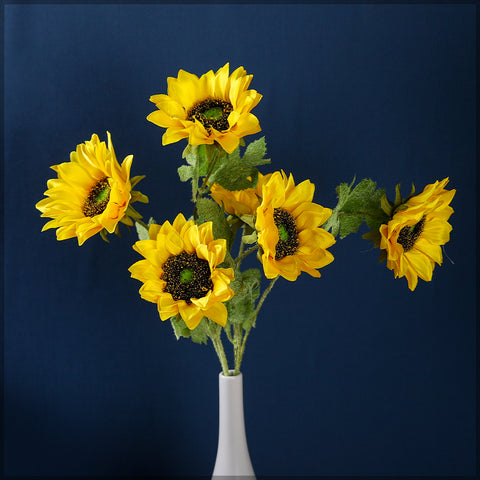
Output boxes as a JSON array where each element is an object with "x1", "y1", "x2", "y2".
[{"x1": 219, "y1": 370, "x2": 242, "y2": 378}]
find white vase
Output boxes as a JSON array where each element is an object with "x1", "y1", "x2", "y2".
[{"x1": 212, "y1": 371, "x2": 256, "y2": 479}]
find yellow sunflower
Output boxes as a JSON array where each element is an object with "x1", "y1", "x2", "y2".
[
  {"x1": 129, "y1": 214, "x2": 235, "y2": 329},
  {"x1": 36, "y1": 132, "x2": 147, "y2": 246},
  {"x1": 255, "y1": 171, "x2": 335, "y2": 281},
  {"x1": 379, "y1": 177, "x2": 455, "y2": 291},
  {"x1": 147, "y1": 63, "x2": 262, "y2": 154},
  {"x1": 209, "y1": 172, "x2": 273, "y2": 216}
]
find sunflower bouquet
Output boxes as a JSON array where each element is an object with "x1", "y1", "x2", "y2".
[{"x1": 36, "y1": 63, "x2": 456, "y2": 376}]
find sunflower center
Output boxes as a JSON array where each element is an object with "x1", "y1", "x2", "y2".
[
  {"x1": 180, "y1": 268, "x2": 194, "y2": 283},
  {"x1": 203, "y1": 106, "x2": 224, "y2": 120},
  {"x1": 187, "y1": 98, "x2": 233, "y2": 132},
  {"x1": 162, "y1": 251, "x2": 213, "y2": 304},
  {"x1": 397, "y1": 216, "x2": 426, "y2": 252},
  {"x1": 274, "y1": 208, "x2": 299, "y2": 260},
  {"x1": 82, "y1": 178, "x2": 111, "y2": 217}
]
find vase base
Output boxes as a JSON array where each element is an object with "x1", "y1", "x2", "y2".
[{"x1": 212, "y1": 476, "x2": 256, "y2": 480}]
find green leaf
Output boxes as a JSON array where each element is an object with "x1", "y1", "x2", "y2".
[
  {"x1": 338, "y1": 214, "x2": 363, "y2": 239},
  {"x1": 243, "y1": 137, "x2": 267, "y2": 165},
  {"x1": 242, "y1": 230, "x2": 257, "y2": 244},
  {"x1": 362, "y1": 187, "x2": 388, "y2": 232},
  {"x1": 170, "y1": 315, "x2": 191, "y2": 340},
  {"x1": 394, "y1": 183, "x2": 402, "y2": 206},
  {"x1": 226, "y1": 268, "x2": 261, "y2": 328},
  {"x1": 342, "y1": 179, "x2": 377, "y2": 213},
  {"x1": 170, "y1": 315, "x2": 208, "y2": 345},
  {"x1": 327, "y1": 177, "x2": 389, "y2": 240},
  {"x1": 209, "y1": 136, "x2": 270, "y2": 191},
  {"x1": 179, "y1": 146, "x2": 210, "y2": 201},
  {"x1": 178, "y1": 165, "x2": 194, "y2": 182},
  {"x1": 135, "y1": 222, "x2": 149, "y2": 241},
  {"x1": 380, "y1": 193, "x2": 393, "y2": 216},
  {"x1": 196, "y1": 197, "x2": 232, "y2": 248},
  {"x1": 135, "y1": 217, "x2": 157, "y2": 241},
  {"x1": 336, "y1": 182, "x2": 351, "y2": 204},
  {"x1": 190, "y1": 318, "x2": 209, "y2": 345},
  {"x1": 182, "y1": 144, "x2": 197, "y2": 159}
]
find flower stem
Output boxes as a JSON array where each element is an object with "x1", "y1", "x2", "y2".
[
  {"x1": 233, "y1": 276, "x2": 279, "y2": 375},
  {"x1": 234, "y1": 244, "x2": 259, "y2": 269},
  {"x1": 233, "y1": 324, "x2": 243, "y2": 373},
  {"x1": 237, "y1": 225, "x2": 246, "y2": 258},
  {"x1": 224, "y1": 324, "x2": 234, "y2": 344},
  {"x1": 208, "y1": 322, "x2": 230, "y2": 376},
  {"x1": 198, "y1": 148, "x2": 220, "y2": 198}
]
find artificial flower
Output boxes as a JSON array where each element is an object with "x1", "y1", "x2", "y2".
[
  {"x1": 36, "y1": 132, "x2": 147, "y2": 246},
  {"x1": 379, "y1": 177, "x2": 455, "y2": 291},
  {"x1": 209, "y1": 172, "x2": 273, "y2": 217},
  {"x1": 255, "y1": 171, "x2": 335, "y2": 281},
  {"x1": 147, "y1": 63, "x2": 262, "y2": 154},
  {"x1": 129, "y1": 214, "x2": 235, "y2": 329}
]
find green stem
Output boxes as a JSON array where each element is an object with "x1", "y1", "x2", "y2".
[
  {"x1": 237, "y1": 225, "x2": 246, "y2": 258},
  {"x1": 234, "y1": 244, "x2": 259, "y2": 269},
  {"x1": 211, "y1": 333, "x2": 230, "y2": 377},
  {"x1": 234, "y1": 276, "x2": 279, "y2": 375},
  {"x1": 193, "y1": 147, "x2": 222, "y2": 222},
  {"x1": 251, "y1": 276, "x2": 279, "y2": 323},
  {"x1": 197, "y1": 148, "x2": 220, "y2": 198},
  {"x1": 224, "y1": 323, "x2": 234, "y2": 344},
  {"x1": 233, "y1": 324, "x2": 243, "y2": 374}
]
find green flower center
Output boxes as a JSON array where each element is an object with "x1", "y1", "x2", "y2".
[
  {"x1": 278, "y1": 224, "x2": 289, "y2": 242},
  {"x1": 180, "y1": 268, "x2": 194, "y2": 283},
  {"x1": 203, "y1": 106, "x2": 224, "y2": 120},
  {"x1": 82, "y1": 178, "x2": 111, "y2": 217},
  {"x1": 187, "y1": 98, "x2": 233, "y2": 132},
  {"x1": 397, "y1": 216, "x2": 426, "y2": 252},
  {"x1": 162, "y1": 251, "x2": 213, "y2": 304},
  {"x1": 273, "y1": 208, "x2": 299, "y2": 260}
]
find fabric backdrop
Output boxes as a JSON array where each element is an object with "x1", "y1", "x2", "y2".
[{"x1": 4, "y1": 3, "x2": 477, "y2": 477}]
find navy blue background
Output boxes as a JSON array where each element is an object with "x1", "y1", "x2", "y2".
[{"x1": 3, "y1": 3, "x2": 477, "y2": 477}]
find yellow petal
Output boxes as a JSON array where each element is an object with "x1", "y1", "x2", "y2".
[
  {"x1": 158, "y1": 295, "x2": 179, "y2": 321},
  {"x1": 283, "y1": 179, "x2": 315, "y2": 211},
  {"x1": 414, "y1": 237, "x2": 443, "y2": 265},
  {"x1": 421, "y1": 219, "x2": 452, "y2": 245},
  {"x1": 150, "y1": 94, "x2": 186, "y2": 119},
  {"x1": 205, "y1": 302, "x2": 228, "y2": 327},
  {"x1": 213, "y1": 133, "x2": 239, "y2": 154},
  {"x1": 405, "y1": 249, "x2": 434, "y2": 282},
  {"x1": 180, "y1": 305, "x2": 204, "y2": 330},
  {"x1": 294, "y1": 204, "x2": 332, "y2": 230}
]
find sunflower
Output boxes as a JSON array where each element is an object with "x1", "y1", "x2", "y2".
[
  {"x1": 129, "y1": 214, "x2": 235, "y2": 329},
  {"x1": 36, "y1": 132, "x2": 147, "y2": 246},
  {"x1": 379, "y1": 177, "x2": 455, "y2": 291},
  {"x1": 209, "y1": 172, "x2": 273, "y2": 217},
  {"x1": 147, "y1": 63, "x2": 262, "y2": 154},
  {"x1": 255, "y1": 171, "x2": 335, "y2": 281}
]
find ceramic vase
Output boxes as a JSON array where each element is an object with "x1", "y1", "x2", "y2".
[{"x1": 212, "y1": 371, "x2": 255, "y2": 479}]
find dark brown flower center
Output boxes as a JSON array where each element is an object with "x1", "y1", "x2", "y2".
[
  {"x1": 162, "y1": 251, "x2": 213, "y2": 304},
  {"x1": 397, "y1": 216, "x2": 426, "y2": 252},
  {"x1": 187, "y1": 98, "x2": 233, "y2": 132},
  {"x1": 274, "y1": 208, "x2": 299, "y2": 260},
  {"x1": 82, "y1": 177, "x2": 111, "y2": 217}
]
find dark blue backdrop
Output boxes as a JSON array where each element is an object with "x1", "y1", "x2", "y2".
[{"x1": 3, "y1": 3, "x2": 477, "y2": 477}]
